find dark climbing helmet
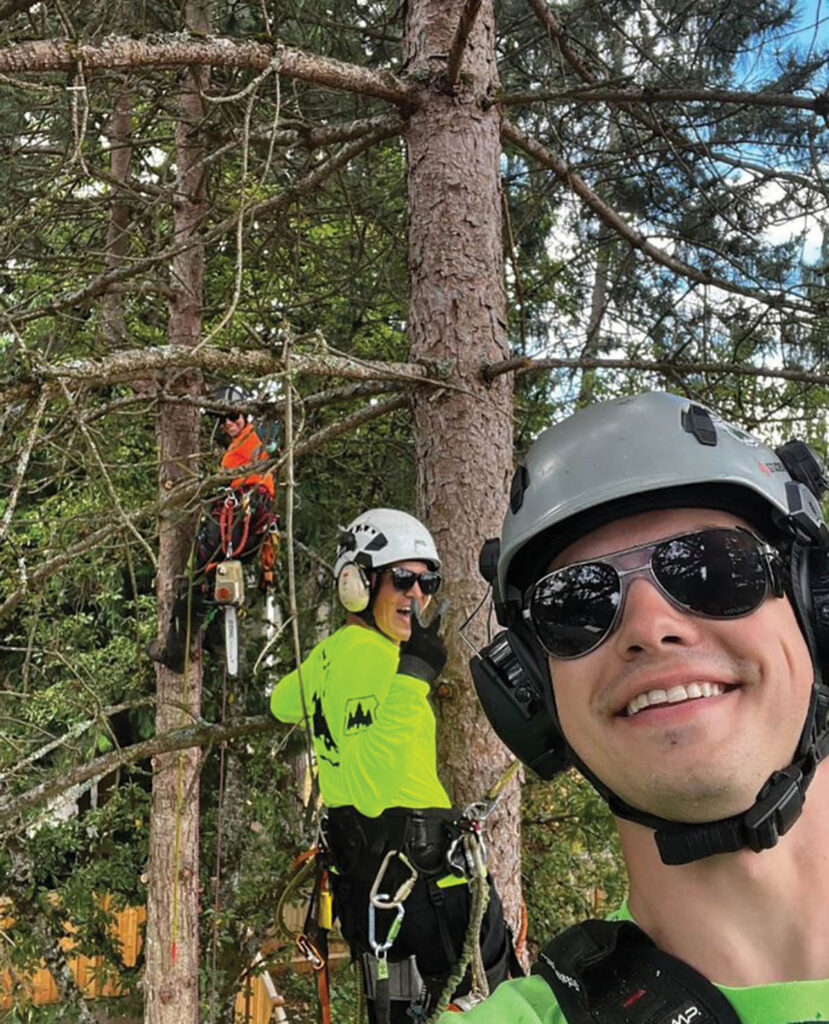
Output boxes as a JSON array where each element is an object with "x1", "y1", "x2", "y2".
[{"x1": 208, "y1": 383, "x2": 252, "y2": 422}]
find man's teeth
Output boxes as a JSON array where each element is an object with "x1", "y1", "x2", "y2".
[{"x1": 625, "y1": 682, "x2": 726, "y2": 717}]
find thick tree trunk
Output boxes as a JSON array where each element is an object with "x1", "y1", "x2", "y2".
[
  {"x1": 404, "y1": 0, "x2": 521, "y2": 934},
  {"x1": 145, "y1": 4, "x2": 209, "y2": 1022}
]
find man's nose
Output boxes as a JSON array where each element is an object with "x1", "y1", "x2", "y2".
[{"x1": 612, "y1": 575, "x2": 702, "y2": 657}]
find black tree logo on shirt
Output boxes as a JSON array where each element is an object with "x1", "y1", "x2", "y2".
[
  {"x1": 312, "y1": 694, "x2": 339, "y2": 765},
  {"x1": 344, "y1": 696, "x2": 379, "y2": 735}
]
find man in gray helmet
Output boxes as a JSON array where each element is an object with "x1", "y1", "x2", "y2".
[{"x1": 450, "y1": 392, "x2": 829, "y2": 1022}]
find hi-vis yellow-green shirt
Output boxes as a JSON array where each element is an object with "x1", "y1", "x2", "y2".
[{"x1": 269, "y1": 623, "x2": 451, "y2": 817}]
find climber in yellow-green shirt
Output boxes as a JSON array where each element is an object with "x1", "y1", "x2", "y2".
[{"x1": 270, "y1": 509, "x2": 512, "y2": 1023}]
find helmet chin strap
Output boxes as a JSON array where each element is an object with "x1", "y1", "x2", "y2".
[{"x1": 569, "y1": 686, "x2": 829, "y2": 866}]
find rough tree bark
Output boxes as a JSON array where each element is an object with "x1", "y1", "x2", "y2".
[
  {"x1": 144, "y1": 4, "x2": 209, "y2": 1022},
  {"x1": 101, "y1": 80, "x2": 132, "y2": 350},
  {"x1": 404, "y1": 0, "x2": 521, "y2": 933}
]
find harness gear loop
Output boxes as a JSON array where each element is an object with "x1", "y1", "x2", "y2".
[{"x1": 217, "y1": 488, "x2": 252, "y2": 560}]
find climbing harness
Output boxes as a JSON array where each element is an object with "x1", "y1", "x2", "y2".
[
  {"x1": 200, "y1": 485, "x2": 278, "y2": 677},
  {"x1": 532, "y1": 919, "x2": 741, "y2": 1024}
]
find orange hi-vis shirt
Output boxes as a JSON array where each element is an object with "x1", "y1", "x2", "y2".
[{"x1": 221, "y1": 423, "x2": 275, "y2": 498}]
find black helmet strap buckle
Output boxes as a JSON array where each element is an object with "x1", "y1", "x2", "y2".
[
  {"x1": 742, "y1": 766, "x2": 806, "y2": 851},
  {"x1": 653, "y1": 763, "x2": 811, "y2": 865}
]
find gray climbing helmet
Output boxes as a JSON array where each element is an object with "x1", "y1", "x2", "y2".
[{"x1": 498, "y1": 391, "x2": 826, "y2": 614}]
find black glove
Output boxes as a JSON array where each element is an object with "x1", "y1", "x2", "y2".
[{"x1": 398, "y1": 599, "x2": 448, "y2": 683}]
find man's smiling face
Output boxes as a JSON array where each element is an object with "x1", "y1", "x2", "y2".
[{"x1": 547, "y1": 507, "x2": 814, "y2": 823}]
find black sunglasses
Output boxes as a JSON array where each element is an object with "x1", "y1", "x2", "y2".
[
  {"x1": 384, "y1": 566, "x2": 442, "y2": 596},
  {"x1": 526, "y1": 527, "x2": 782, "y2": 660}
]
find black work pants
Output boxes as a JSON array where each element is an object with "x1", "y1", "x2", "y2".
[{"x1": 331, "y1": 869, "x2": 511, "y2": 1022}]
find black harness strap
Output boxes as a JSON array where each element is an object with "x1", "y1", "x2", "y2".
[
  {"x1": 531, "y1": 920, "x2": 741, "y2": 1024},
  {"x1": 425, "y1": 877, "x2": 461, "y2": 970}
]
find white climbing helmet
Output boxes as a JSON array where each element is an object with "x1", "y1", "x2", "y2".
[{"x1": 334, "y1": 508, "x2": 440, "y2": 580}]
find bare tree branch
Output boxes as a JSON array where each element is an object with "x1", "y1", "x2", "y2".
[
  {"x1": 498, "y1": 84, "x2": 829, "y2": 114},
  {"x1": 482, "y1": 354, "x2": 829, "y2": 387},
  {"x1": 0, "y1": 390, "x2": 47, "y2": 543},
  {"x1": 0, "y1": 342, "x2": 438, "y2": 406},
  {"x1": 447, "y1": 0, "x2": 484, "y2": 88},
  {"x1": 204, "y1": 113, "x2": 405, "y2": 167},
  {"x1": 500, "y1": 119, "x2": 811, "y2": 314},
  {"x1": 526, "y1": 0, "x2": 598, "y2": 85},
  {"x1": 0, "y1": 716, "x2": 281, "y2": 827},
  {"x1": 293, "y1": 393, "x2": 409, "y2": 456},
  {"x1": 0, "y1": 36, "x2": 415, "y2": 106},
  {"x1": 300, "y1": 379, "x2": 403, "y2": 411},
  {"x1": 0, "y1": 699, "x2": 155, "y2": 784}
]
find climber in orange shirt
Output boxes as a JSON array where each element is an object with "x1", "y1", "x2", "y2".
[
  {"x1": 149, "y1": 384, "x2": 278, "y2": 673},
  {"x1": 220, "y1": 407, "x2": 276, "y2": 498}
]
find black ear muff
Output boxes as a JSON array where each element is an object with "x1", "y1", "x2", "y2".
[
  {"x1": 806, "y1": 546, "x2": 829, "y2": 671},
  {"x1": 787, "y1": 543, "x2": 829, "y2": 674},
  {"x1": 469, "y1": 626, "x2": 571, "y2": 779},
  {"x1": 785, "y1": 542, "x2": 829, "y2": 762},
  {"x1": 337, "y1": 562, "x2": 371, "y2": 613}
]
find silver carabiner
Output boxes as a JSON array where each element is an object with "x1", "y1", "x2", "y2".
[
  {"x1": 368, "y1": 849, "x2": 418, "y2": 909},
  {"x1": 368, "y1": 899, "x2": 405, "y2": 959}
]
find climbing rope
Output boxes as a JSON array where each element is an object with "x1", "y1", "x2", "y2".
[{"x1": 424, "y1": 831, "x2": 490, "y2": 1022}]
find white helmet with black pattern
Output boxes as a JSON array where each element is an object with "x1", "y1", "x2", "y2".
[{"x1": 334, "y1": 508, "x2": 439, "y2": 614}]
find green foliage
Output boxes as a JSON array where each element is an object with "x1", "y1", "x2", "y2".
[{"x1": 522, "y1": 773, "x2": 626, "y2": 951}]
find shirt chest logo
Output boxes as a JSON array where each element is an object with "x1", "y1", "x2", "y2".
[{"x1": 344, "y1": 696, "x2": 379, "y2": 734}]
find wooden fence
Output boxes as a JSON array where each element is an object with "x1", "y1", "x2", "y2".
[{"x1": 0, "y1": 900, "x2": 292, "y2": 1023}]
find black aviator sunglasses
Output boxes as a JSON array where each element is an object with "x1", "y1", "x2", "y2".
[
  {"x1": 383, "y1": 566, "x2": 442, "y2": 596},
  {"x1": 525, "y1": 527, "x2": 783, "y2": 659}
]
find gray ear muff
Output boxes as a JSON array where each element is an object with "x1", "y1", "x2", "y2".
[{"x1": 337, "y1": 562, "x2": 371, "y2": 613}]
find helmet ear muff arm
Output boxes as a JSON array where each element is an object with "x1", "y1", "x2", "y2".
[{"x1": 470, "y1": 622, "x2": 572, "y2": 779}]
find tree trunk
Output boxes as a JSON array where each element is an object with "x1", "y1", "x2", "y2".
[
  {"x1": 145, "y1": 4, "x2": 209, "y2": 1022},
  {"x1": 101, "y1": 80, "x2": 132, "y2": 350},
  {"x1": 404, "y1": 0, "x2": 521, "y2": 934}
]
